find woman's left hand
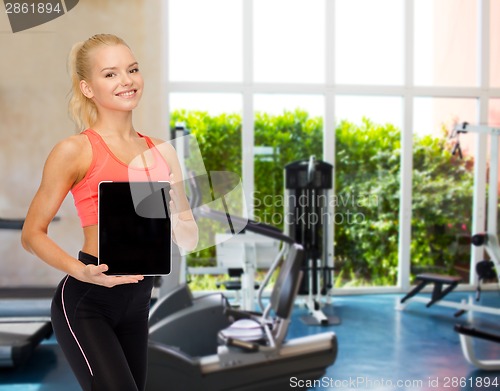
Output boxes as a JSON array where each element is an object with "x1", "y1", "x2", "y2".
[
  {"x1": 168, "y1": 173, "x2": 181, "y2": 225},
  {"x1": 167, "y1": 173, "x2": 199, "y2": 251}
]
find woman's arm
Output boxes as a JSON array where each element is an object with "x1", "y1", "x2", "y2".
[
  {"x1": 151, "y1": 139, "x2": 199, "y2": 252},
  {"x1": 169, "y1": 172, "x2": 199, "y2": 252},
  {"x1": 21, "y1": 136, "x2": 144, "y2": 287}
]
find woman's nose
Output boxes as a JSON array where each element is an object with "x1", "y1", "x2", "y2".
[{"x1": 120, "y1": 72, "x2": 132, "y2": 86}]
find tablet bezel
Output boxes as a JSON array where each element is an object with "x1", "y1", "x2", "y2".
[{"x1": 98, "y1": 181, "x2": 172, "y2": 276}]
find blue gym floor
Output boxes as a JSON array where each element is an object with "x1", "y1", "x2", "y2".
[{"x1": 1, "y1": 291, "x2": 500, "y2": 391}]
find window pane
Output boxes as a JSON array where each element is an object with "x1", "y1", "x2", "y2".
[
  {"x1": 413, "y1": 98, "x2": 477, "y2": 139},
  {"x1": 169, "y1": 92, "x2": 242, "y2": 178},
  {"x1": 335, "y1": 0, "x2": 404, "y2": 85},
  {"x1": 253, "y1": 94, "x2": 325, "y2": 293},
  {"x1": 254, "y1": 94, "x2": 324, "y2": 117},
  {"x1": 335, "y1": 95, "x2": 403, "y2": 128},
  {"x1": 492, "y1": 0, "x2": 500, "y2": 87},
  {"x1": 169, "y1": 93, "x2": 243, "y2": 286},
  {"x1": 412, "y1": 98, "x2": 478, "y2": 286},
  {"x1": 169, "y1": 0, "x2": 243, "y2": 82},
  {"x1": 253, "y1": 94, "x2": 324, "y2": 227},
  {"x1": 334, "y1": 96, "x2": 402, "y2": 287},
  {"x1": 253, "y1": 0, "x2": 325, "y2": 83},
  {"x1": 414, "y1": 0, "x2": 478, "y2": 86},
  {"x1": 170, "y1": 92, "x2": 242, "y2": 116}
]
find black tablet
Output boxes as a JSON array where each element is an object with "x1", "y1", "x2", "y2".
[{"x1": 98, "y1": 181, "x2": 171, "y2": 275}]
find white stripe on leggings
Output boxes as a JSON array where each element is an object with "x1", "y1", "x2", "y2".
[{"x1": 61, "y1": 275, "x2": 94, "y2": 376}]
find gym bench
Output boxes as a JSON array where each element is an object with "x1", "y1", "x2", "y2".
[{"x1": 400, "y1": 273, "x2": 462, "y2": 307}]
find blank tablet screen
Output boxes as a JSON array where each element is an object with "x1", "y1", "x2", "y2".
[{"x1": 98, "y1": 181, "x2": 171, "y2": 275}]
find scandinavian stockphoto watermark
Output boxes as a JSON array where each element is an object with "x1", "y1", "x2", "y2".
[
  {"x1": 127, "y1": 134, "x2": 250, "y2": 256},
  {"x1": 253, "y1": 191, "x2": 379, "y2": 227},
  {"x1": 3, "y1": 0, "x2": 79, "y2": 33}
]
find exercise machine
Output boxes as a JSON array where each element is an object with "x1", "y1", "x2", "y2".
[
  {"x1": 455, "y1": 324, "x2": 500, "y2": 370},
  {"x1": 215, "y1": 231, "x2": 281, "y2": 310},
  {"x1": 147, "y1": 226, "x2": 337, "y2": 390},
  {"x1": 454, "y1": 231, "x2": 500, "y2": 371},
  {"x1": 453, "y1": 123, "x2": 500, "y2": 370},
  {"x1": 284, "y1": 156, "x2": 338, "y2": 326},
  {"x1": 0, "y1": 218, "x2": 53, "y2": 368},
  {"x1": 0, "y1": 315, "x2": 53, "y2": 368},
  {"x1": 146, "y1": 172, "x2": 337, "y2": 390},
  {"x1": 399, "y1": 123, "x2": 500, "y2": 369},
  {"x1": 397, "y1": 123, "x2": 500, "y2": 318}
]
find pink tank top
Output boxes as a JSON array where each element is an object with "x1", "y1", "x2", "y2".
[{"x1": 71, "y1": 129, "x2": 171, "y2": 227}]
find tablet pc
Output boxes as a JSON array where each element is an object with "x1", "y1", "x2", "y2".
[{"x1": 98, "y1": 181, "x2": 171, "y2": 275}]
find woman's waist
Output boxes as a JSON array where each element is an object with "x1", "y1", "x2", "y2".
[{"x1": 81, "y1": 225, "x2": 98, "y2": 258}]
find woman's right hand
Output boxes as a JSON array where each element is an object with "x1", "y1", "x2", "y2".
[{"x1": 80, "y1": 263, "x2": 144, "y2": 287}]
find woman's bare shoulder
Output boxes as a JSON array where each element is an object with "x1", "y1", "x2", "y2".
[
  {"x1": 44, "y1": 133, "x2": 92, "y2": 179},
  {"x1": 149, "y1": 136, "x2": 166, "y2": 144},
  {"x1": 149, "y1": 136, "x2": 178, "y2": 152},
  {"x1": 50, "y1": 133, "x2": 90, "y2": 157}
]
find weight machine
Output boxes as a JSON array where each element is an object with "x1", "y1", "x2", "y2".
[
  {"x1": 0, "y1": 218, "x2": 53, "y2": 368},
  {"x1": 398, "y1": 122, "x2": 500, "y2": 369},
  {"x1": 284, "y1": 156, "x2": 338, "y2": 326},
  {"x1": 398, "y1": 123, "x2": 500, "y2": 318},
  {"x1": 452, "y1": 122, "x2": 500, "y2": 370}
]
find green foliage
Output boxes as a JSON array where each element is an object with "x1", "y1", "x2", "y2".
[
  {"x1": 253, "y1": 110, "x2": 323, "y2": 226},
  {"x1": 334, "y1": 119, "x2": 473, "y2": 286},
  {"x1": 411, "y1": 131, "x2": 474, "y2": 276},
  {"x1": 170, "y1": 110, "x2": 475, "y2": 288},
  {"x1": 171, "y1": 110, "x2": 242, "y2": 176},
  {"x1": 334, "y1": 118, "x2": 402, "y2": 286},
  {"x1": 170, "y1": 110, "x2": 242, "y2": 262}
]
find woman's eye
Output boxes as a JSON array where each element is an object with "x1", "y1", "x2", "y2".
[
  {"x1": 130, "y1": 68, "x2": 139, "y2": 73},
  {"x1": 105, "y1": 73, "x2": 115, "y2": 78}
]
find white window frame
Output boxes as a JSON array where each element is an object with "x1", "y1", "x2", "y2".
[{"x1": 161, "y1": 0, "x2": 500, "y2": 293}]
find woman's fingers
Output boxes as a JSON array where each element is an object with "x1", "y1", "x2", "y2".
[
  {"x1": 169, "y1": 174, "x2": 181, "y2": 216},
  {"x1": 106, "y1": 275, "x2": 144, "y2": 287},
  {"x1": 91, "y1": 263, "x2": 108, "y2": 275},
  {"x1": 84, "y1": 264, "x2": 144, "y2": 287}
]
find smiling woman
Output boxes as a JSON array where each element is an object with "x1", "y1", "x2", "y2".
[
  {"x1": 68, "y1": 35, "x2": 144, "y2": 131},
  {"x1": 20, "y1": 33, "x2": 198, "y2": 391},
  {"x1": 80, "y1": 47, "x2": 143, "y2": 115}
]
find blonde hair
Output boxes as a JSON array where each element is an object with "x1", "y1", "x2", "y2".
[{"x1": 68, "y1": 34, "x2": 129, "y2": 131}]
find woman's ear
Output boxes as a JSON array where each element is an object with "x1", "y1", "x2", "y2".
[{"x1": 80, "y1": 80, "x2": 93, "y2": 99}]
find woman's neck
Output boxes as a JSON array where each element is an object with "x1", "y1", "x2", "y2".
[{"x1": 91, "y1": 112, "x2": 136, "y2": 138}]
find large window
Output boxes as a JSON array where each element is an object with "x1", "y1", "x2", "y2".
[{"x1": 164, "y1": 0, "x2": 500, "y2": 291}]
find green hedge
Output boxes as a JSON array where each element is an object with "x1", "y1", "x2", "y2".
[{"x1": 171, "y1": 110, "x2": 474, "y2": 287}]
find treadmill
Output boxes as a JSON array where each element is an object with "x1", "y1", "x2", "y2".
[
  {"x1": 0, "y1": 218, "x2": 53, "y2": 368},
  {"x1": 146, "y1": 173, "x2": 337, "y2": 390},
  {"x1": 147, "y1": 237, "x2": 337, "y2": 390}
]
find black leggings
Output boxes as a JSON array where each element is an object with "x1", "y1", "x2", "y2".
[{"x1": 51, "y1": 252, "x2": 154, "y2": 391}]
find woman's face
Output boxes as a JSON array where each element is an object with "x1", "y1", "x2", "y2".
[{"x1": 81, "y1": 44, "x2": 144, "y2": 114}]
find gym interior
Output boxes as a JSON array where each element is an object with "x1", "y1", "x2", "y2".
[{"x1": 1, "y1": 1, "x2": 500, "y2": 390}]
